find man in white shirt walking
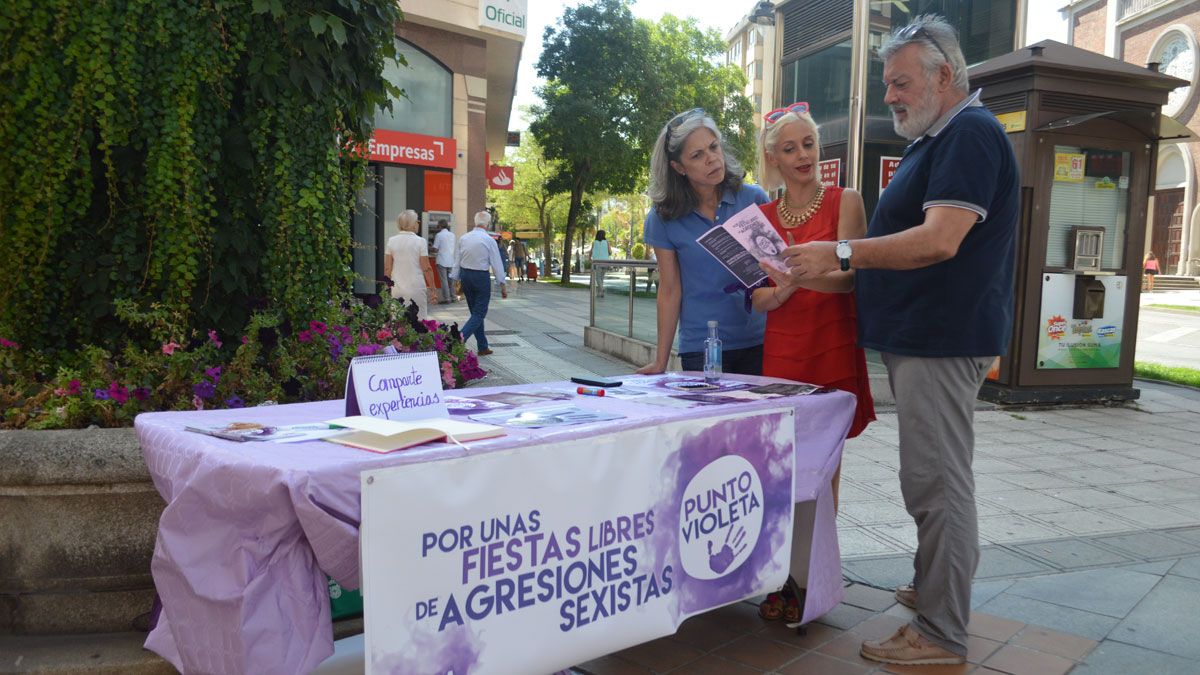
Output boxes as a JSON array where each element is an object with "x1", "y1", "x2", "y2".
[
  {"x1": 451, "y1": 211, "x2": 507, "y2": 356},
  {"x1": 432, "y1": 220, "x2": 457, "y2": 303}
]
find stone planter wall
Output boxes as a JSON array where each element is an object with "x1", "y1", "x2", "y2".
[{"x1": 0, "y1": 428, "x2": 162, "y2": 635}]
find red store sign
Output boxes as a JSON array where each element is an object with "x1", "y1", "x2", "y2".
[
  {"x1": 880, "y1": 156, "x2": 902, "y2": 191},
  {"x1": 818, "y1": 158, "x2": 841, "y2": 187},
  {"x1": 487, "y1": 165, "x2": 514, "y2": 190},
  {"x1": 367, "y1": 129, "x2": 457, "y2": 169}
]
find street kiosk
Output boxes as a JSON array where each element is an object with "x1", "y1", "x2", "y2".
[{"x1": 970, "y1": 41, "x2": 1195, "y2": 404}]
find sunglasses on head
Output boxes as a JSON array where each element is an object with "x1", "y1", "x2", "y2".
[
  {"x1": 667, "y1": 108, "x2": 705, "y2": 130},
  {"x1": 895, "y1": 23, "x2": 951, "y2": 66},
  {"x1": 763, "y1": 101, "x2": 810, "y2": 124}
]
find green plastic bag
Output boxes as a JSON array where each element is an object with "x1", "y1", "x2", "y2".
[{"x1": 328, "y1": 576, "x2": 363, "y2": 621}]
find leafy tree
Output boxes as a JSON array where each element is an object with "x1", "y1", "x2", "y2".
[
  {"x1": 643, "y1": 15, "x2": 758, "y2": 172},
  {"x1": 531, "y1": 1, "x2": 755, "y2": 284},
  {"x1": 531, "y1": 0, "x2": 653, "y2": 284},
  {"x1": 488, "y1": 134, "x2": 569, "y2": 278},
  {"x1": 0, "y1": 0, "x2": 401, "y2": 354}
]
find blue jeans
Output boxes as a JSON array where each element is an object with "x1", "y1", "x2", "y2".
[{"x1": 458, "y1": 268, "x2": 492, "y2": 351}]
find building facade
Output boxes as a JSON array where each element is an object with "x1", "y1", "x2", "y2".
[
  {"x1": 754, "y1": 0, "x2": 1025, "y2": 215},
  {"x1": 351, "y1": 0, "x2": 525, "y2": 293},
  {"x1": 725, "y1": 2, "x2": 780, "y2": 139},
  {"x1": 1064, "y1": 0, "x2": 1200, "y2": 275}
]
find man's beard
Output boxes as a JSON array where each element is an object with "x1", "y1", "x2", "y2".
[{"x1": 891, "y1": 88, "x2": 940, "y2": 140}]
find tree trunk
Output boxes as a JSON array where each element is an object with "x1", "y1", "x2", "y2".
[{"x1": 560, "y1": 183, "x2": 585, "y2": 285}]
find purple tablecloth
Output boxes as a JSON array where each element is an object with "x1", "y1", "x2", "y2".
[{"x1": 137, "y1": 376, "x2": 854, "y2": 674}]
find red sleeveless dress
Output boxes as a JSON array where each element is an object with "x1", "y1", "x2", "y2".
[{"x1": 761, "y1": 187, "x2": 875, "y2": 438}]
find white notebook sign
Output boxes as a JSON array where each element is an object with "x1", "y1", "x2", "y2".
[{"x1": 345, "y1": 351, "x2": 448, "y2": 421}]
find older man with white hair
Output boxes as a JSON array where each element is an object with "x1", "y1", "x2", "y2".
[
  {"x1": 781, "y1": 15, "x2": 1019, "y2": 666},
  {"x1": 451, "y1": 210, "x2": 507, "y2": 356}
]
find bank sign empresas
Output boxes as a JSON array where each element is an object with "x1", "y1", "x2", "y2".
[{"x1": 480, "y1": 0, "x2": 527, "y2": 37}]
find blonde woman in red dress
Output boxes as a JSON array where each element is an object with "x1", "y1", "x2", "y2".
[{"x1": 752, "y1": 102, "x2": 876, "y2": 622}]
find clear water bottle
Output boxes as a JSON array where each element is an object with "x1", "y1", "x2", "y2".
[{"x1": 703, "y1": 320, "x2": 722, "y2": 383}]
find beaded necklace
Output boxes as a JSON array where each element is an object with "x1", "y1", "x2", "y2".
[{"x1": 777, "y1": 185, "x2": 825, "y2": 228}]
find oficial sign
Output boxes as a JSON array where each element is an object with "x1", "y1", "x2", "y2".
[
  {"x1": 367, "y1": 129, "x2": 456, "y2": 169},
  {"x1": 480, "y1": 0, "x2": 527, "y2": 37}
]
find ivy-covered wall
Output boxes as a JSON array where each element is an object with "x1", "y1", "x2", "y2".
[{"x1": 0, "y1": 0, "x2": 403, "y2": 354}]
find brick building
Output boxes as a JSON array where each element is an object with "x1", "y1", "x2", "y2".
[{"x1": 1065, "y1": 0, "x2": 1200, "y2": 275}]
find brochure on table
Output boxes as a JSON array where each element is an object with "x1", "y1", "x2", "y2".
[{"x1": 696, "y1": 203, "x2": 790, "y2": 288}]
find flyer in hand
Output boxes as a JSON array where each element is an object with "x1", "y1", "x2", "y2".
[{"x1": 695, "y1": 203, "x2": 790, "y2": 288}]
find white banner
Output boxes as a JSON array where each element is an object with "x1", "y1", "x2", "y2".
[{"x1": 361, "y1": 409, "x2": 796, "y2": 674}]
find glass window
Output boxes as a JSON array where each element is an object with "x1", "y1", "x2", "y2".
[
  {"x1": 780, "y1": 41, "x2": 852, "y2": 144},
  {"x1": 375, "y1": 39, "x2": 452, "y2": 138},
  {"x1": 352, "y1": 167, "x2": 380, "y2": 295},
  {"x1": 1046, "y1": 146, "x2": 1131, "y2": 270}
]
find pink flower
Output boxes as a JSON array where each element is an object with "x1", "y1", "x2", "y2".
[
  {"x1": 208, "y1": 330, "x2": 223, "y2": 348},
  {"x1": 309, "y1": 321, "x2": 327, "y2": 335},
  {"x1": 241, "y1": 335, "x2": 249, "y2": 344},
  {"x1": 192, "y1": 395, "x2": 205, "y2": 411},
  {"x1": 68, "y1": 379, "x2": 81, "y2": 395},
  {"x1": 298, "y1": 330, "x2": 313, "y2": 343},
  {"x1": 441, "y1": 361, "x2": 456, "y2": 389},
  {"x1": 108, "y1": 381, "x2": 129, "y2": 404},
  {"x1": 422, "y1": 320, "x2": 439, "y2": 332},
  {"x1": 162, "y1": 341, "x2": 182, "y2": 355},
  {"x1": 0, "y1": 337, "x2": 19, "y2": 349},
  {"x1": 376, "y1": 328, "x2": 393, "y2": 341}
]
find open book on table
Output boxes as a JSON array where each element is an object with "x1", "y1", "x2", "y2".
[{"x1": 324, "y1": 415, "x2": 505, "y2": 454}]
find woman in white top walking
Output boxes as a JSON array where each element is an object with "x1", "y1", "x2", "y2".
[
  {"x1": 589, "y1": 229, "x2": 611, "y2": 297},
  {"x1": 383, "y1": 210, "x2": 435, "y2": 319}
]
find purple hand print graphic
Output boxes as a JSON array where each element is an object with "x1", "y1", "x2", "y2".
[{"x1": 706, "y1": 524, "x2": 747, "y2": 574}]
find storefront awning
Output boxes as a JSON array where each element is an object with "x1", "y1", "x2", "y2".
[{"x1": 1036, "y1": 109, "x2": 1198, "y2": 143}]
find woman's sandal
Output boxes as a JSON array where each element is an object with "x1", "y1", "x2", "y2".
[
  {"x1": 759, "y1": 575, "x2": 804, "y2": 623},
  {"x1": 758, "y1": 589, "x2": 786, "y2": 621}
]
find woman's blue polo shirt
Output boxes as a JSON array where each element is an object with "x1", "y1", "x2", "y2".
[{"x1": 643, "y1": 184, "x2": 770, "y2": 353}]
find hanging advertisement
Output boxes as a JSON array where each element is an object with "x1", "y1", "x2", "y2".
[{"x1": 1036, "y1": 273, "x2": 1126, "y2": 369}]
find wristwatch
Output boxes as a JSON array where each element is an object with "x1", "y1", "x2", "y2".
[{"x1": 835, "y1": 239, "x2": 853, "y2": 271}]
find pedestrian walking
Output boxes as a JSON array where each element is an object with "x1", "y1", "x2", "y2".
[
  {"x1": 432, "y1": 220, "x2": 457, "y2": 303},
  {"x1": 780, "y1": 14, "x2": 1019, "y2": 666},
  {"x1": 383, "y1": 210, "x2": 435, "y2": 320},
  {"x1": 1143, "y1": 251, "x2": 1160, "y2": 292},
  {"x1": 451, "y1": 211, "x2": 508, "y2": 356},
  {"x1": 511, "y1": 237, "x2": 528, "y2": 282}
]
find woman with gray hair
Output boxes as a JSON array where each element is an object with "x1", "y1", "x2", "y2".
[
  {"x1": 636, "y1": 108, "x2": 769, "y2": 375},
  {"x1": 383, "y1": 209, "x2": 435, "y2": 319}
]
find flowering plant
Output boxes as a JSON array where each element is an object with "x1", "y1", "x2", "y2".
[{"x1": 0, "y1": 295, "x2": 485, "y2": 429}]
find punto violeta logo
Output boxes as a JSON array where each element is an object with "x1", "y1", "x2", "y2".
[{"x1": 678, "y1": 455, "x2": 764, "y2": 580}]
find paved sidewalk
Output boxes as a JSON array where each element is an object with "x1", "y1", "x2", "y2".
[{"x1": 432, "y1": 282, "x2": 1200, "y2": 674}]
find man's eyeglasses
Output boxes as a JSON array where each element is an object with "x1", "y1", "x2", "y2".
[
  {"x1": 763, "y1": 101, "x2": 809, "y2": 124},
  {"x1": 667, "y1": 108, "x2": 705, "y2": 130},
  {"x1": 895, "y1": 23, "x2": 951, "y2": 67}
]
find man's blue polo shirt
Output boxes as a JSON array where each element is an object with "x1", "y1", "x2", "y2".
[
  {"x1": 856, "y1": 91, "x2": 1019, "y2": 357},
  {"x1": 644, "y1": 183, "x2": 769, "y2": 353}
]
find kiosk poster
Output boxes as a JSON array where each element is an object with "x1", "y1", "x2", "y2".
[
  {"x1": 1054, "y1": 153, "x2": 1085, "y2": 182},
  {"x1": 360, "y1": 410, "x2": 796, "y2": 675},
  {"x1": 1036, "y1": 273, "x2": 1125, "y2": 369}
]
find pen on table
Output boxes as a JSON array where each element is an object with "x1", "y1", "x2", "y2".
[{"x1": 576, "y1": 386, "x2": 605, "y2": 397}]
